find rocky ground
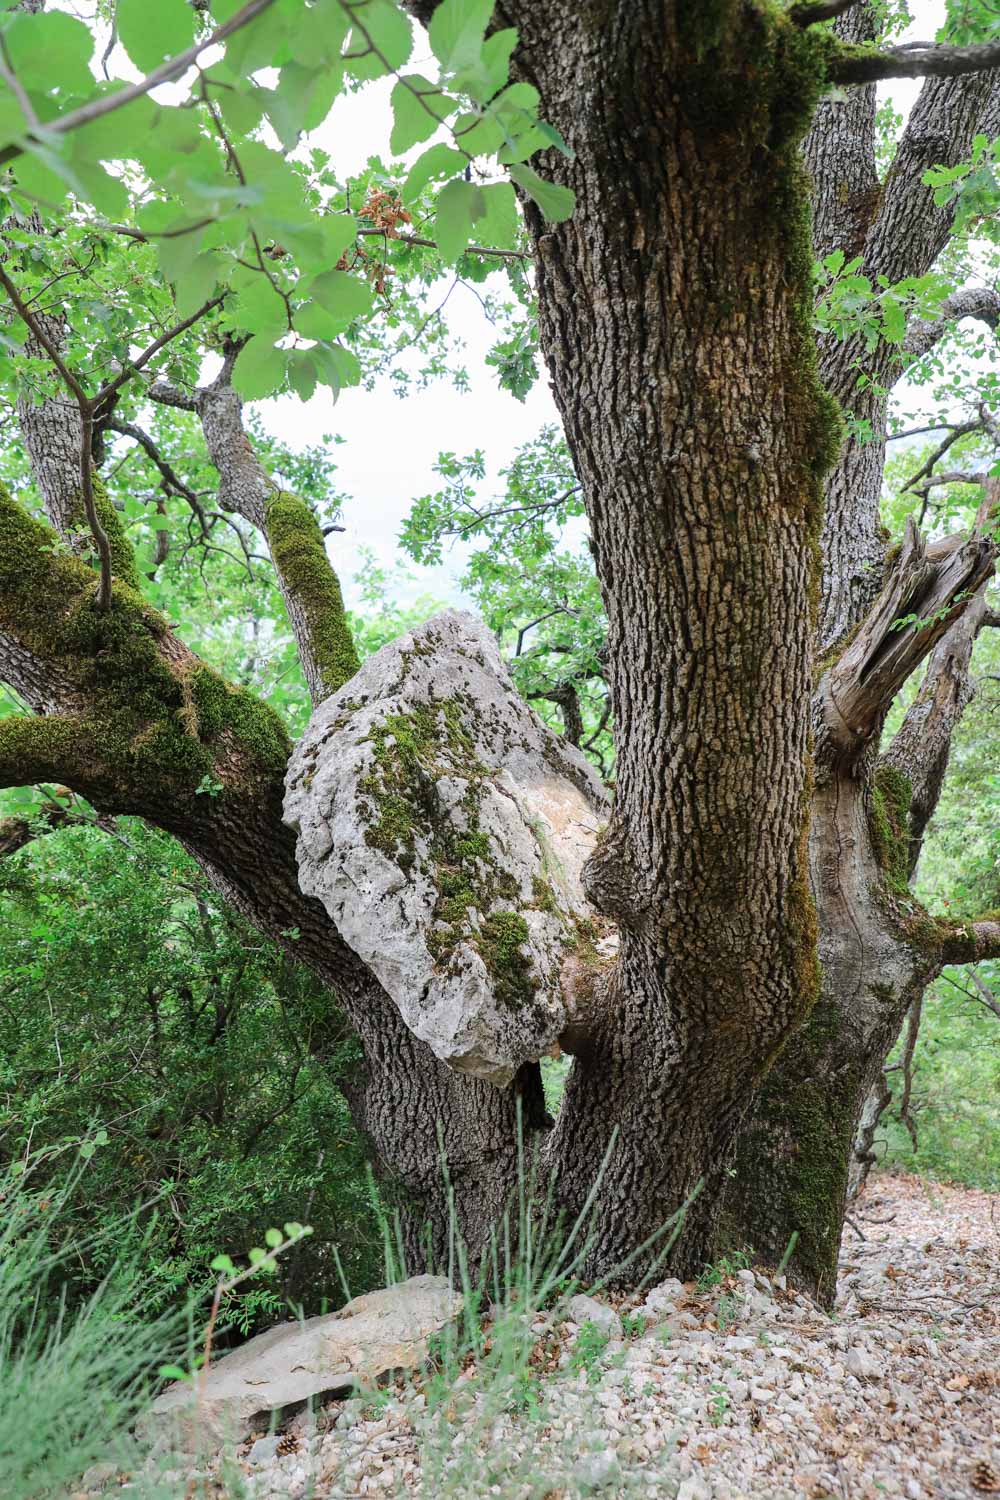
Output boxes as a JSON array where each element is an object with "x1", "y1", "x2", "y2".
[{"x1": 98, "y1": 1173, "x2": 999, "y2": 1500}]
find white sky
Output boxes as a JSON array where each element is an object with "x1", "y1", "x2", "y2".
[{"x1": 253, "y1": 0, "x2": 952, "y2": 612}]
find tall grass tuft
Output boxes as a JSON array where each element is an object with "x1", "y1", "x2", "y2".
[{"x1": 0, "y1": 1146, "x2": 187, "y2": 1500}]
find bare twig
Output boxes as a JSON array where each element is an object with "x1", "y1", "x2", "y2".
[
  {"x1": 107, "y1": 418, "x2": 211, "y2": 532},
  {"x1": 789, "y1": 0, "x2": 861, "y2": 24},
  {"x1": 93, "y1": 294, "x2": 226, "y2": 407},
  {"x1": 901, "y1": 420, "x2": 984, "y2": 493}
]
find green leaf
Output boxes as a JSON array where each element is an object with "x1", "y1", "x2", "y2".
[
  {"x1": 4, "y1": 11, "x2": 94, "y2": 92},
  {"x1": 345, "y1": 0, "x2": 413, "y2": 80},
  {"x1": 154, "y1": 220, "x2": 207, "y2": 287},
  {"x1": 435, "y1": 177, "x2": 485, "y2": 263},
  {"x1": 390, "y1": 76, "x2": 453, "y2": 155},
  {"x1": 283, "y1": 1221, "x2": 304, "y2": 1238},
  {"x1": 312, "y1": 342, "x2": 361, "y2": 398},
  {"x1": 288, "y1": 0, "x2": 351, "y2": 65},
  {"x1": 264, "y1": 1227, "x2": 284, "y2": 1248},
  {"x1": 66, "y1": 147, "x2": 130, "y2": 218},
  {"x1": 508, "y1": 164, "x2": 575, "y2": 223},
  {"x1": 304, "y1": 270, "x2": 373, "y2": 330},
  {"x1": 881, "y1": 297, "x2": 907, "y2": 345},
  {"x1": 402, "y1": 144, "x2": 468, "y2": 203},
  {"x1": 286, "y1": 348, "x2": 317, "y2": 399},
  {"x1": 476, "y1": 181, "x2": 519, "y2": 250},
  {"x1": 12, "y1": 146, "x2": 71, "y2": 209},
  {"x1": 265, "y1": 62, "x2": 343, "y2": 148},
  {"x1": 117, "y1": 0, "x2": 196, "y2": 72},
  {"x1": 225, "y1": 0, "x2": 296, "y2": 74},
  {"x1": 429, "y1": 0, "x2": 494, "y2": 70},
  {"x1": 174, "y1": 252, "x2": 225, "y2": 319},
  {"x1": 248, "y1": 1246, "x2": 269, "y2": 1265},
  {"x1": 210, "y1": 1254, "x2": 236, "y2": 1273},
  {"x1": 158, "y1": 1364, "x2": 191, "y2": 1382},
  {"x1": 231, "y1": 338, "x2": 288, "y2": 399}
]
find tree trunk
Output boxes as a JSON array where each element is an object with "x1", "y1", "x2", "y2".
[
  {"x1": 717, "y1": 11, "x2": 1000, "y2": 1300},
  {"x1": 4, "y1": 0, "x2": 1000, "y2": 1305},
  {"x1": 497, "y1": 4, "x2": 841, "y2": 1281}
]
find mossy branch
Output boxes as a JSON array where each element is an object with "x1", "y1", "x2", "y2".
[
  {"x1": 0, "y1": 714, "x2": 96, "y2": 792},
  {"x1": 0, "y1": 484, "x2": 290, "y2": 810},
  {"x1": 939, "y1": 916, "x2": 1000, "y2": 966},
  {"x1": 788, "y1": 0, "x2": 860, "y2": 24},
  {"x1": 264, "y1": 492, "x2": 360, "y2": 701},
  {"x1": 828, "y1": 37, "x2": 1000, "y2": 84}
]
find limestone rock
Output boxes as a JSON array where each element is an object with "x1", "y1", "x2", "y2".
[
  {"x1": 285, "y1": 610, "x2": 610, "y2": 1084},
  {"x1": 141, "y1": 1274, "x2": 461, "y2": 1449},
  {"x1": 568, "y1": 1294, "x2": 623, "y2": 1339}
]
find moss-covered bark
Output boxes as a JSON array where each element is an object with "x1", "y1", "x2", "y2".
[{"x1": 265, "y1": 492, "x2": 360, "y2": 699}]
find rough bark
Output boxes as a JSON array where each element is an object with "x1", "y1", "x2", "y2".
[
  {"x1": 813, "y1": 56, "x2": 999, "y2": 653},
  {"x1": 457, "y1": 3, "x2": 844, "y2": 1280},
  {"x1": 718, "y1": 9, "x2": 1000, "y2": 1297}
]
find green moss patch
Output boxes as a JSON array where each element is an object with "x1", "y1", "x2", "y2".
[
  {"x1": 0, "y1": 485, "x2": 290, "y2": 800},
  {"x1": 265, "y1": 492, "x2": 360, "y2": 696},
  {"x1": 357, "y1": 696, "x2": 567, "y2": 1012}
]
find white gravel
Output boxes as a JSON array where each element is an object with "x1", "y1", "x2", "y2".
[{"x1": 120, "y1": 1173, "x2": 1000, "y2": 1500}]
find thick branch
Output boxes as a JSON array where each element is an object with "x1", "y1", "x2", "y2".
[
  {"x1": 939, "y1": 916, "x2": 1000, "y2": 964},
  {"x1": 881, "y1": 514, "x2": 995, "y2": 878},
  {"x1": 865, "y1": 70, "x2": 999, "y2": 290},
  {"x1": 195, "y1": 351, "x2": 359, "y2": 704},
  {"x1": 903, "y1": 286, "x2": 1000, "y2": 366},
  {"x1": 831, "y1": 42, "x2": 1000, "y2": 84},
  {"x1": 0, "y1": 714, "x2": 100, "y2": 792},
  {"x1": 789, "y1": 0, "x2": 862, "y2": 22},
  {"x1": 819, "y1": 508, "x2": 997, "y2": 764}
]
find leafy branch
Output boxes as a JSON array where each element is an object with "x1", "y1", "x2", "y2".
[
  {"x1": 0, "y1": 0, "x2": 279, "y2": 170},
  {"x1": 0, "y1": 260, "x2": 223, "y2": 608}
]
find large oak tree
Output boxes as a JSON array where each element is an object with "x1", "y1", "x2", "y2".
[{"x1": 1, "y1": 0, "x2": 999, "y2": 1303}]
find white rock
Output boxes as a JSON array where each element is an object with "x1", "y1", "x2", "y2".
[
  {"x1": 284, "y1": 610, "x2": 610, "y2": 1084},
  {"x1": 846, "y1": 1347, "x2": 881, "y2": 1381},
  {"x1": 248, "y1": 1435, "x2": 282, "y2": 1466},
  {"x1": 676, "y1": 1479, "x2": 711, "y2": 1500},
  {"x1": 568, "y1": 1294, "x2": 623, "y2": 1338},
  {"x1": 572, "y1": 1448, "x2": 621, "y2": 1490},
  {"x1": 643, "y1": 1277, "x2": 686, "y2": 1312},
  {"x1": 141, "y1": 1275, "x2": 461, "y2": 1447}
]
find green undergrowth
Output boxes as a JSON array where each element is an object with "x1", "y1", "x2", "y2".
[
  {"x1": 0, "y1": 1151, "x2": 190, "y2": 1500},
  {"x1": 879, "y1": 979, "x2": 1000, "y2": 1192}
]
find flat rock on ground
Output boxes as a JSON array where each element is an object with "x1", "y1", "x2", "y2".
[{"x1": 137, "y1": 1276, "x2": 462, "y2": 1450}]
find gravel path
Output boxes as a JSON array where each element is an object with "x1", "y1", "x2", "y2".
[{"x1": 137, "y1": 1173, "x2": 1000, "y2": 1500}]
